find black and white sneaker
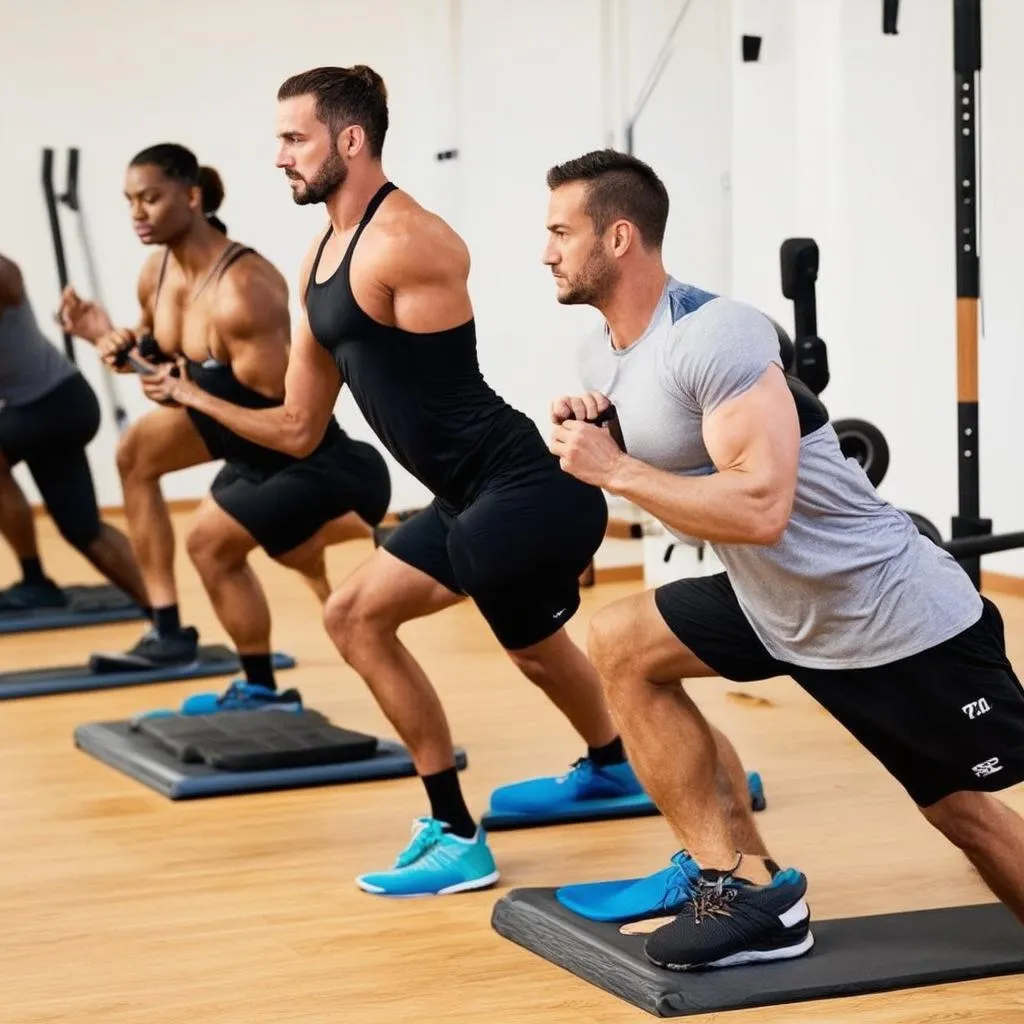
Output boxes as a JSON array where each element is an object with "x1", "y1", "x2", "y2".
[{"x1": 643, "y1": 866, "x2": 813, "y2": 971}]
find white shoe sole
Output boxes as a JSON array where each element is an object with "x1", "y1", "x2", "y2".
[
  {"x1": 356, "y1": 869, "x2": 501, "y2": 897},
  {"x1": 653, "y1": 929, "x2": 816, "y2": 971}
]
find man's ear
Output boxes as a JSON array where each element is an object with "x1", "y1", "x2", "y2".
[
  {"x1": 338, "y1": 124, "x2": 367, "y2": 159},
  {"x1": 610, "y1": 219, "x2": 635, "y2": 258}
]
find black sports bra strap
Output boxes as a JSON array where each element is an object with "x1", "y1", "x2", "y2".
[
  {"x1": 153, "y1": 249, "x2": 171, "y2": 313},
  {"x1": 216, "y1": 245, "x2": 255, "y2": 282}
]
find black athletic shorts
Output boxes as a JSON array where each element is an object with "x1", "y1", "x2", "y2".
[
  {"x1": 655, "y1": 572, "x2": 1024, "y2": 807},
  {"x1": 0, "y1": 372, "x2": 102, "y2": 550},
  {"x1": 383, "y1": 457, "x2": 608, "y2": 650},
  {"x1": 211, "y1": 434, "x2": 391, "y2": 558}
]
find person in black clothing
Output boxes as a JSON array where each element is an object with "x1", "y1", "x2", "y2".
[
  {"x1": 59, "y1": 144, "x2": 390, "y2": 709},
  {"x1": 0, "y1": 253, "x2": 148, "y2": 611},
  {"x1": 141, "y1": 67, "x2": 647, "y2": 896}
]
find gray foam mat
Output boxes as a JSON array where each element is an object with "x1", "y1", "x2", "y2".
[
  {"x1": 491, "y1": 887, "x2": 1024, "y2": 1017},
  {"x1": 0, "y1": 646, "x2": 296, "y2": 700},
  {"x1": 0, "y1": 583, "x2": 145, "y2": 634},
  {"x1": 74, "y1": 719, "x2": 468, "y2": 799}
]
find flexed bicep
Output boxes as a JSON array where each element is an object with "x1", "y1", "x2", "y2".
[{"x1": 701, "y1": 365, "x2": 800, "y2": 538}]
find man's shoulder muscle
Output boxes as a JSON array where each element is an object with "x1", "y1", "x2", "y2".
[{"x1": 372, "y1": 197, "x2": 469, "y2": 284}]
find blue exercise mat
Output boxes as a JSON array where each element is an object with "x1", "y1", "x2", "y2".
[
  {"x1": 482, "y1": 792, "x2": 660, "y2": 831},
  {"x1": 0, "y1": 645, "x2": 296, "y2": 700},
  {"x1": 0, "y1": 583, "x2": 146, "y2": 635},
  {"x1": 73, "y1": 718, "x2": 469, "y2": 799},
  {"x1": 481, "y1": 771, "x2": 766, "y2": 831}
]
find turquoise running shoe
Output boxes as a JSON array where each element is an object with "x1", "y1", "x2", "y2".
[
  {"x1": 178, "y1": 681, "x2": 302, "y2": 715},
  {"x1": 488, "y1": 757, "x2": 647, "y2": 816},
  {"x1": 131, "y1": 681, "x2": 302, "y2": 724},
  {"x1": 556, "y1": 850, "x2": 702, "y2": 922},
  {"x1": 356, "y1": 818, "x2": 500, "y2": 897}
]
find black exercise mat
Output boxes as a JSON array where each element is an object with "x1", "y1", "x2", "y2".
[
  {"x1": 134, "y1": 709, "x2": 380, "y2": 771},
  {"x1": 491, "y1": 888, "x2": 1024, "y2": 1017},
  {"x1": 0, "y1": 583, "x2": 145, "y2": 635},
  {"x1": 74, "y1": 719, "x2": 469, "y2": 800},
  {"x1": 0, "y1": 645, "x2": 296, "y2": 700}
]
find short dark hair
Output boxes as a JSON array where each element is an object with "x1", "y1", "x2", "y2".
[
  {"x1": 129, "y1": 143, "x2": 227, "y2": 233},
  {"x1": 546, "y1": 149, "x2": 669, "y2": 249},
  {"x1": 277, "y1": 65, "x2": 389, "y2": 159}
]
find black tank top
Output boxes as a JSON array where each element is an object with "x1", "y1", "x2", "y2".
[
  {"x1": 151, "y1": 243, "x2": 342, "y2": 478},
  {"x1": 304, "y1": 182, "x2": 545, "y2": 511}
]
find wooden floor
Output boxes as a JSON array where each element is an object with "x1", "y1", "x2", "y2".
[{"x1": 3, "y1": 512, "x2": 1023, "y2": 1024}]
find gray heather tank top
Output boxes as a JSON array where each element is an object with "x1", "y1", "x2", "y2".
[{"x1": 0, "y1": 296, "x2": 77, "y2": 408}]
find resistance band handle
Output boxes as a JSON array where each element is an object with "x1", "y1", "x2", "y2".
[
  {"x1": 566, "y1": 403, "x2": 627, "y2": 453},
  {"x1": 112, "y1": 344, "x2": 180, "y2": 381}
]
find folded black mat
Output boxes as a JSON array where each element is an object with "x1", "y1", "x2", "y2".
[
  {"x1": 134, "y1": 709, "x2": 379, "y2": 771},
  {"x1": 491, "y1": 887, "x2": 1024, "y2": 1017}
]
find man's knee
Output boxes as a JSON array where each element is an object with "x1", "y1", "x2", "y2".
[
  {"x1": 323, "y1": 578, "x2": 397, "y2": 659},
  {"x1": 186, "y1": 516, "x2": 245, "y2": 576},
  {"x1": 587, "y1": 600, "x2": 645, "y2": 685}
]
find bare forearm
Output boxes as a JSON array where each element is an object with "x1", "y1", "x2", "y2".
[
  {"x1": 606, "y1": 456, "x2": 788, "y2": 545},
  {"x1": 174, "y1": 382, "x2": 319, "y2": 457}
]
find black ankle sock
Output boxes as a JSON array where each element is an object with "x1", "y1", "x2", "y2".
[
  {"x1": 20, "y1": 557, "x2": 45, "y2": 585},
  {"x1": 153, "y1": 604, "x2": 180, "y2": 636},
  {"x1": 588, "y1": 735, "x2": 626, "y2": 767},
  {"x1": 142, "y1": 606, "x2": 154, "y2": 622},
  {"x1": 422, "y1": 767, "x2": 477, "y2": 838},
  {"x1": 239, "y1": 653, "x2": 276, "y2": 691}
]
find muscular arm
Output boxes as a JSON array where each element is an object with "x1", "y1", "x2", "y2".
[
  {"x1": 605, "y1": 367, "x2": 800, "y2": 545},
  {"x1": 0, "y1": 255, "x2": 25, "y2": 312},
  {"x1": 170, "y1": 241, "x2": 342, "y2": 457},
  {"x1": 383, "y1": 210, "x2": 472, "y2": 332}
]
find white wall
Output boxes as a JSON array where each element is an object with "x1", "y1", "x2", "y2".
[
  {"x1": 1, "y1": 0, "x2": 454, "y2": 512},
  {"x1": 6, "y1": 0, "x2": 1024, "y2": 574},
  {"x1": 623, "y1": 0, "x2": 733, "y2": 295}
]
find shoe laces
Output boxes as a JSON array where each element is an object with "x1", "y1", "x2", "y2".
[
  {"x1": 558, "y1": 757, "x2": 595, "y2": 784},
  {"x1": 395, "y1": 818, "x2": 446, "y2": 868},
  {"x1": 690, "y1": 876, "x2": 739, "y2": 924},
  {"x1": 688, "y1": 853, "x2": 744, "y2": 925},
  {"x1": 660, "y1": 851, "x2": 699, "y2": 911},
  {"x1": 218, "y1": 681, "x2": 249, "y2": 706}
]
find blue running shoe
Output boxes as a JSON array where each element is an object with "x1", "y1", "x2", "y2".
[
  {"x1": 179, "y1": 681, "x2": 303, "y2": 715},
  {"x1": 132, "y1": 681, "x2": 303, "y2": 724},
  {"x1": 356, "y1": 817, "x2": 500, "y2": 897},
  {"x1": 556, "y1": 851, "x2": 701, "y2": 922},
  {"x1": 489, "y1": 758, "x2": 646, "y2": 816}
]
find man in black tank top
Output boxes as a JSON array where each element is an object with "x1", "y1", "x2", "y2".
[
  {"x1": 149, "y1": 66, "x2": 644, "y2": 897},
  {"x1": 59, "y1": 143, "x2": 391, "y2": 710}
]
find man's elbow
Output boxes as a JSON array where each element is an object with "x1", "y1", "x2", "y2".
[{"x1": 747, "y1": 488, "x2": 794, "y2": 546}]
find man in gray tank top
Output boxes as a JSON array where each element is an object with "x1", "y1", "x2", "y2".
[
  {"x1": 539, "y1": 151, "x2": 1024, "y2": 971},
  {"x1": 0, "y1": 254, "x2": 147, "y2": 610}
]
